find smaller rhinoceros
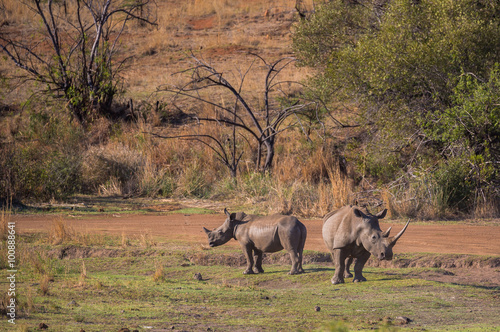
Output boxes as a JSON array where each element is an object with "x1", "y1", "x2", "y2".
[
  {"x1": 322, "y1": 205, "x2": 410, "y2": 284},
  {"x1": 203, "y1": 209, "x2": 307, "y2": 275}
]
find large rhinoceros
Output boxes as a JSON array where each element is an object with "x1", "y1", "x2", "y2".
[
  {"x1": 322, "y1": 205, "x2": 410, "y2": 284},
  {"x1": 203, "y1": 209, "x2": 307, "y2": 275}
]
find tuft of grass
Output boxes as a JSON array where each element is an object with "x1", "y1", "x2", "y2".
[
  {"x1": 139, "y1": 232, "x2": 156, "y2": 248},
  {"x1": 40, "y1": 274, "x2": 51, "y2": 296},
  {"x1": 121, "y1": 231, "x2": 130, "y2": 247},
  {"x1": 152, "y1": 261, "x2": 165, "y2": 282},
  {"x1": 49, "y1": 218, "x2": 73, "y2": 245},
  {"x1": 176, "y1": 160, "x2": 212, "y2": 198},
  {"x1": 78, "y1": 260, "x2": 87, "y2": 287}
]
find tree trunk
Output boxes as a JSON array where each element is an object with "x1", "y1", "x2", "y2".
[{"x1": 262, "y1": 138, "x2": 275, "y2": 171}]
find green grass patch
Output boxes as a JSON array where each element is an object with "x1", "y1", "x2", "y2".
[{"x1": 1, "y1": 234, "x2": 499, "y2": 331}]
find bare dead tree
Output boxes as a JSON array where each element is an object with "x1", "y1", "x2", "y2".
[
  {"x1": 0, "y1": 0, "x2": 157, "y2": 126},
  {"x1": 157, "y1": 53, "x2": 318, "y2": 174}
]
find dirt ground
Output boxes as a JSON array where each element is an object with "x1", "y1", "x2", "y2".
[
  {"x1": 12, "y1": 213, "x2": 500, "y2": 256},
  {"x1": 12, "y1": 212, "x2": 500, "y2": 287}
]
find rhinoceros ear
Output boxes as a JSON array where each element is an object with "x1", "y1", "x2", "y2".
[
  {"x1": 203, "y1": 227, "x2": 211, "y2": 234},
  {"x1": 353, "y1": 208, "x2": 367, "y2": 219},
  {"x1": 376, "y1": 209, "x2": 387, "y2": 219}
]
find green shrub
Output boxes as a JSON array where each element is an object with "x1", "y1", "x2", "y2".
[
  {"x1": 1, "y1": 110, "x2": 84, "y2": 201},
  {"x1": 431, "y1": 158, "x2": 473, "y2": 213}
]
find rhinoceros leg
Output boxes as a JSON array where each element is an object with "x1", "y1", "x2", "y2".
[
  {"x1": 281, "y1": 224, "x2": 306, "y2": 275},
  {"x1": 332, "y1": 249, "x2": 348, "y2": 284},
  {"x1": 297, "y1": 249, "x2": 304, "y2": 274},
  {"x1": 287, "y1": 250, "x2": 301, "y2": 275},
  {"x1": 254, "y1": 249, "x2": 264, "y2": 273},
  {"x1": 297, "y1": 226, "x2": 306, "y2": 273},
  {"x1": 352, "y1": 251, "x2": 370, "y2": 282},
  {"x1": 241, "y1": 245, "x2": 255, "y2": 274},
  {"x1": 344, "y1": 257, "x2": 354, "y2": 278}
]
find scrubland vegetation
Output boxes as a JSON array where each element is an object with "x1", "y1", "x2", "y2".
[{"x1": 1, "y1": 0, "x2": 499, "y2": 219}]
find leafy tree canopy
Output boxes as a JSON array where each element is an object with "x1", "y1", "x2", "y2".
[
  {"x1": 294, "y1": 0, "x2": 500, "y2": 122},
  {"x1": 293, "y1": 0, "x2": 500, "y2": 209}
]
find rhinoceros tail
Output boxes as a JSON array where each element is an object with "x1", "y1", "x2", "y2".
[{"x1": 298, "y1": 223, "x2": 307, "y2": 254}]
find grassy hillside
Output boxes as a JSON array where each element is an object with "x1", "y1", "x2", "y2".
[{"x1": 0, "y1": 0, "x2": 498, "y2": 219}]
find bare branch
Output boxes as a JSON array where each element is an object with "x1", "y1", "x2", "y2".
[
  {"x1": 1, "y1": 0, "x2": 157, "y2": 125},
  {"x1": 157, "y1": 53, "x2": 322, "y2": 172}
]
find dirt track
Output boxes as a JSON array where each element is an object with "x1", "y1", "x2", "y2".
[{"x1": 12, "y1": 213, "x2": 500, "y2": 256}]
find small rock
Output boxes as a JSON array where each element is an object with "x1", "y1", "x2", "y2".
[
  {"x1": 395, "y1": 316, "x2": 412, "y2": 325},
  {"x1": 314, "y1": 305, "x2": 321, "y2": 312},
  {"x1": 68, "y1": 300, "x2": 79, "y2": 307},
  {"x1": 194, "y1": 273, "x2": 202, "y2": 281}
]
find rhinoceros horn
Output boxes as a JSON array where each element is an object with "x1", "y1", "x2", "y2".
[{"x1": 389, "y1": 219, "x2": 410, "y2": 247}]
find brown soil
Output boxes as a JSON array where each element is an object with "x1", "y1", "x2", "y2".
[
  {"x1": 187, "y1": 15, "x2": 217, "y2": 30},
  {"x1": 13, "y1": 213, "x2": 500, "y2": 286},
  {"x1": 13, "y1": 213, "x2": 500, "y2": 255}
]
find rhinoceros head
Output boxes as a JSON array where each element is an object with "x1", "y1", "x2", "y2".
[
  {"x1": 354, "y1": 208, "x2": 410, "y2": 261},
  {"x1": 203, "y1": 208, "x2": 239, "y2": 247}
]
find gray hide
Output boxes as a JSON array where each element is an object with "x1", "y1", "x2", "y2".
[
  {"x1": 322, "y1": 205, "x2": 410, "y2": 284},
  {"x1": 203, "y1": 209, "x2": 307, "y2": 275}
]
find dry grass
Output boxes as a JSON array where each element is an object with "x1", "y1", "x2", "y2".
[
  {"x1": 0, "y1": 0, "x2": 32, "y2": 25},
  {"x1": 49, "y1": 218, "x2": 73, "y2": 245},
  {"x1": 139, "y1": 232, "x2": 156, "y2": 248},
  {"x1": 268, "y1": 139, "x2": 355, "y2": 217},
  {"x1": 152, "y1": 261, "x2": 165, "y2": 282},
  {"x1": 39, "y1": 274, "x2": 51, "y2": 296},
  {"x1": 121, "y1": 232, "x2": 130, "y2": 247},
  {"x1": 78, "y1": 260, "x2": 88, "y2": 287},
  {"x1": 3, "y1": 0, "x2": 496, "y2": 219},
  {"x1": 473, "y1": 190, "x2": 500, "y2": 218},
  {"x1": 0, "y1": 208, "x2": 9, "y2": 241},
  {"x1": 120, "y1": 0, "x2": 314, "y2": 98},
  {"x1": 47, "y1": 218, "x2": 107, "y2": 246}
]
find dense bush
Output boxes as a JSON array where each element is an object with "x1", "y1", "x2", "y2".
[
  {"x1": 293, "y1": 0, "x2": 500, "y2": 216},
  {"x1": 0, "y1": 111, "x2": 84, "y2": 201}
]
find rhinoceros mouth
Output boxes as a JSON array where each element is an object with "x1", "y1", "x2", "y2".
[{"x1": 377, "y1": 253, "x2": 393, "y2": 261}]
